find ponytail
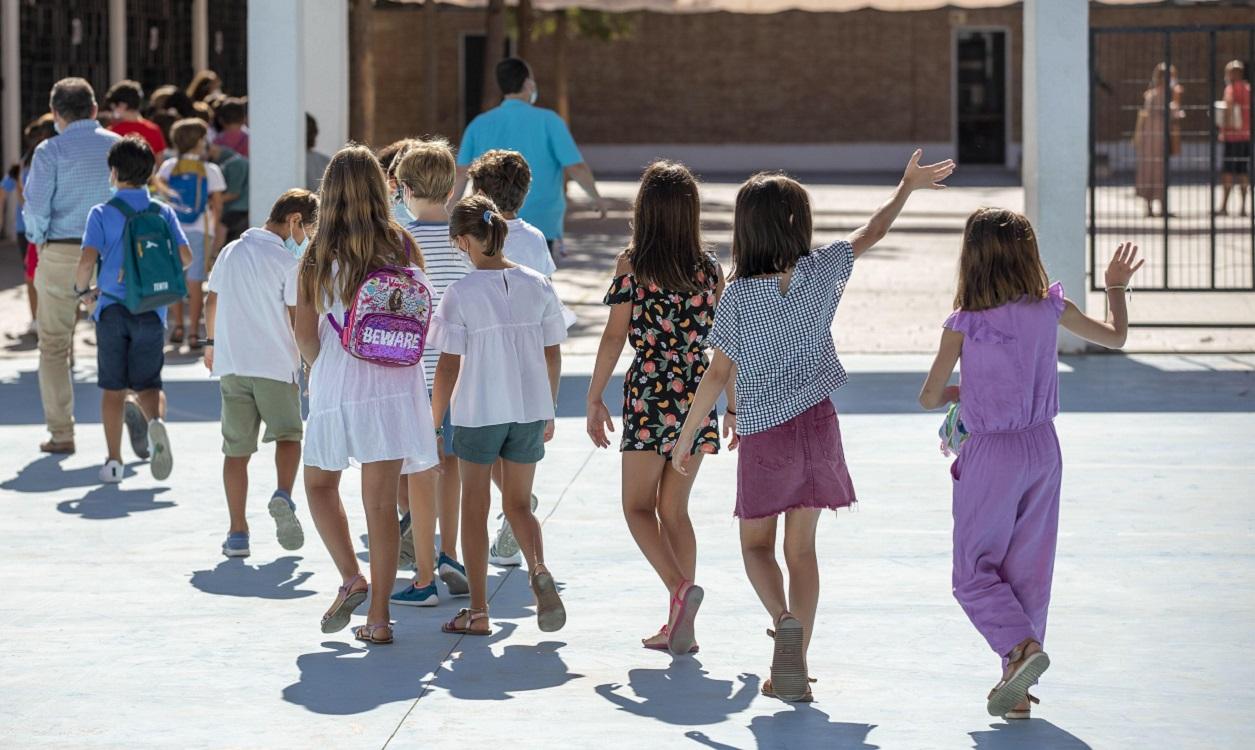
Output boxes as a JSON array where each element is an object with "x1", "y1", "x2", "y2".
[{"x1": 450, "y1": 194, "x2": 508, "y2": 257}]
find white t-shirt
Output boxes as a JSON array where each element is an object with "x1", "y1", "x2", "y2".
[
  {"x1": 504, "y1": 218, "x2": 555, "y2": 277},
  {"x1": 157, "y1": 155, "x2": 226, "y2": 235},
  {"x1": 405, "y1": 220, "x2": 472, "y2": 389},
  {"x1": 205, "y1": 227, "x2": 302, "y2": 383},
  {"x1": 428, "y1": 265, "x2": 567, "y2": 428}
]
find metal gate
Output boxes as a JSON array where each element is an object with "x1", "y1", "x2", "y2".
[
  {"x1": 19, "y1": 0, "x2": 111, "y2": 126},
  {"x1": 126, "y1": 0, "x2": 194, "y2": 99},
  {"x1": 208, "y1": 0, "x2": 248, "y2": 96},
  {"x1": 1089, "y1": 25, "x2": 1255, "y2": 299}
]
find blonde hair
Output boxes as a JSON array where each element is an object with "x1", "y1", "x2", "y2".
[
  {"x1": 171, "y1": 118, "x2": 207, "y2": 154},
  {"x1": 954, "y1": 208, "x2": 1049, "y2": 312},
  {"x1": 449, "y1": 195, "x2": 508, "y2": 258},
  {"x1": 395, "y1": 138, "x2": 457, "y2": 202},
  {"x1": 300, "y1": 145, "x2": 423, "y2": 313}
]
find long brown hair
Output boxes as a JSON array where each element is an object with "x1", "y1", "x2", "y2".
[
  {"x1": 625, "y1": 160, "x2": 711, "y2": 291},
  {"x1": 450, "y1": 194, "x2": 508, "y2": 257},
  {"x1": 954, "y1": 208, "x2": 1049, "y2": 311},
  {"x1": 300, "y1": 145, "x2": 421, "y2": 313},
  {"x1": 730, "y1": 172, "x2": 812, "y2": 279}
]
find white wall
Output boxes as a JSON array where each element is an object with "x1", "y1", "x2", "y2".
[
  {"x1": 302, "y1": 0, "x2": 349, "y2": 156},
  {"x1": 247, "y1": 0, "x2": 307, "y2": 221}
]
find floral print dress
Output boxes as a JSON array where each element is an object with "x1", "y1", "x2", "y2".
[{"x1": 603, "y1": 256, "x2": 721, "y2": 455}]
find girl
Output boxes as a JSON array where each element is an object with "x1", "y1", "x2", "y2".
[
  {"x1": 673, "y1": 151, "x2": 954, "y2": 702},
  {"x1": 918, "y1": 209, "x2": 1141, "y2": 720},
  {"x1": 296, "y1": 145, "x2": 439, "y2": 645},
  {"x1": 586, "y1": 161, "x2": 730, "y2": 656},
  {"x1": 430, "y1": 195, "x2": 567, "y2": 637}
]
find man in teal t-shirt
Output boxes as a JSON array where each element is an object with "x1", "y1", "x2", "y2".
[{"x1": 454, "y1": 57, "x2": 605, "y2": 251}]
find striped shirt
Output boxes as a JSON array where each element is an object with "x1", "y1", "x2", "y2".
[
  {"x1": 22, "y1": 119, "x2": 121, "y2": 246},
  {"x1": 406, "y1": 220, "x2": 472, "y2": 389},
  {"x1": 706, "y1": 240, "x2": 854, "y2": 435}
]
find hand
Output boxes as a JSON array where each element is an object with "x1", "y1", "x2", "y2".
[
  {"x1": 723, "y1": 413, "x2": 739, "y2": 450},
  {"x1": 901, "y1": 148, "x2": 956, "y2": 192},
  {"x1": 544, "y1": 419, "x2": 555, "y2": 443},
  {"x1": 670, "y1": 431, "x2": 695, "y2": 475},
  {"x1": 203, "y1": 346, "x2": 214, "y2": 371},
  {"x1": 942, "y1": 385, "x2": 960, "y2": 404},
  {"x1": 586, "y1": 400, "x2": 615, "y2": 448},
  {"x1": 435, "y1": 433, "x2": 445, "y2": 461},
  {"x1": 595, "y1": 197, "x2": 608, "y2": 221},
  {"x1": 1104, "y1": 242, "x2": 1144, "y2": 288}
]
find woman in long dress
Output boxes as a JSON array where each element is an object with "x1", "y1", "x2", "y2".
[{"x1": 1133, "y1": 63, "x2": 1184, "y2": 217}]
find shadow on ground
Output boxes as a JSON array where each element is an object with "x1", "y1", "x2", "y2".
[
  {"x1": 55, "y1": 483, "x2": 174, "y2": 519},
  {"x1": 685, "y1": 704, "x2": 879, "y2": 749},
  {"x1": 595, "y1": 659, "x2": 758, "y2": 725},
  {"x1": 421, "y1": 621, "x2": 583, "y2": 701},
  {"x1": 189, "y1": 556, "x2": 316, "y2": 599},
  {"x1": 1, "y1": 453, "x2": 134, "y2": 493},
  {"x1": 970, "y1": 720, "x2": 1093, "y2": 750}
]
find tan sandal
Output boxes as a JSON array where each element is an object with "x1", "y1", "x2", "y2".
[
  {"x1": 531, "y1": 565, "x2": 566, "y2": 633},
  {"x1": 761, "y1": 676, "x2": 816, "y2": 703},
  {"x1": 1003, "y1": 691, "x2": 1040, "y2": 720},
  {"x1": 442, "y1": 607, "x2": 490, "y2": 636},
  {"x1": 321, "y1": 574, "x2": 367, "y2": 633},
  {"x1": 766, "y1": 613, "x2": 808, "y2": 702},
  {"x1": 353, "y1": 622, "x2": 393, "y2": 644},
  {"x1": 987, "y1": 643, "x2": 1050, "y2": 717}
]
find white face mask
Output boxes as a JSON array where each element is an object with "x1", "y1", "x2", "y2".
[{"x1": 528, "y1": 83, "x2": 539, "y2": 105}]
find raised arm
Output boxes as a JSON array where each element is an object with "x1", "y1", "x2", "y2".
[
  {"x1": 847, "y1": 149, "x2": 955, "y2": 258},
  {"x1": 1060, "y1": 242, "x2": 1142, "y2": 349}
]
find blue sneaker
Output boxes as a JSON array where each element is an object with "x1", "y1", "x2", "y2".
[
  {"x1": 438, "y1": 552, "x2": 469, "y2": 597},
  {"x1": 268, "y1": 491, "x2": 304, "y2": 551},
  {"x1": 222, "y1": 532, "x2": 250, "y2": 558},
  {"x1": 391, "y1": 581, "x2": 439, "y2": 607}
]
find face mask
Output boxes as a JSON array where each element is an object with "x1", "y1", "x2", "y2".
[
  {"x1": 109, "y1": 185, "x2": 118, "y2": 196},
  {"x1": 394, "y1": 200, "x2": 415, "y2": 224},
  {"x1": 285, "y1": 224, "x2": 310, "y2": 257},
  {"x1": 529, "y1": 85, "x2": 539, "y2": 105},
  {"x1": 54, "y1": 119, "x2": 63, "y2": 134}
]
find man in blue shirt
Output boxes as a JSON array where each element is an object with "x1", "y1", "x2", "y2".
[
  {"x1": 454, "y1": 57, "x2": 605, "y2": 258},
  {"x1": 22, "y1": 78, "x2": 121, "y2": 454},
  {"x1": 75, "y1": 137, "x2": 191, "y2": 484}
]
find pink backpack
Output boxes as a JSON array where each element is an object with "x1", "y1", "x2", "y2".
[{"x1": 327, "y1": 265, "x2": 432, "y2": 367}]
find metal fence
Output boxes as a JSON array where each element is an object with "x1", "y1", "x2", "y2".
[{"x1": 1089, "y1": 25, "x2": 1255, "y2": 296}]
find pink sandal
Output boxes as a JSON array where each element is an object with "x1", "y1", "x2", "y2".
[
  {"x1": 321, "y1": 574, "x2": 367, "y2": 633},
  {"x1": 643, "y1": 624, "x2": 699, "y2": 653},
  {"x1": 666, "y1": 580, "x2": 704, "y2": 656}
]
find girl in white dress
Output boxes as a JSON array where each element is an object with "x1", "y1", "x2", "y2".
[{"x1": 295, "y1": 145, "x2": 439, "y2": 645}]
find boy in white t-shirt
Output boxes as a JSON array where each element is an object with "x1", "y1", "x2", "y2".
[
  {"x1": 467, "y1": 149, "x2": 556, "y2": 277},
  {"x1": 204, "y1": 189, "x2": 315, "y2": 558},
  {"x1": 159, "y1": 117, "x2": 226, "y2": 351}
]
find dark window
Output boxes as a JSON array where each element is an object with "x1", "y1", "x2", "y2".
[{"x1": 956, "y1": 29, "x2": 1008, "y2": 165}]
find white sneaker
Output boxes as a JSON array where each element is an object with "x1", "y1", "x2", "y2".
[
  {"x1": 26, "y1": 320, "x2": 38, "y2": 336},
  {"x1": 98, "y1": 459, "x2": 124, "y2": 484},
  {"x1": 147, "y1": 419, "x2": 173, "y2": 481}
]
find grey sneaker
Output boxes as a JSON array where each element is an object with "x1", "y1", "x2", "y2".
[
  {"x1": 123, "y1": 401, "x2": 149, "y2": 459},
  {"x1": 398, "y1": 512, "x2": 416, "y2": 568},
  {"x1": 490, "y1": 493, "x2": 538, "y2": 567},
  {"x1": 146, "y1": 419, "x2": 173, "y2": 481},
  {"x1": 268, "y1": 492, "x2": 304, "y2": 551}
]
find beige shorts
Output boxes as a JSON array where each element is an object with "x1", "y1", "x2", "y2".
[{"x1": 220, "y1": 375, "x2": 303, "y2": 457}]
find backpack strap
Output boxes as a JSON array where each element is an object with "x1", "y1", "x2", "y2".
[
  {"x1": 326, "y1": 312, "x2": 344, "y2": 335},
  {"x1": 108, "y1": 197, "x2": 137, "y2": 219}
]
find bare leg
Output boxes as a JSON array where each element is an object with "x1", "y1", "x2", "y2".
[
  {"x1": 224, "y1": 454, "x2": 250, "y2": 534},
  {"x1": 407, "y1": 469, "x2": 438, "y2": 587},
  {"x1": 396, "y1": 474, "x2": 409, "y2": 515},
  {"x1": 500, "y1": 459, "x2": 544, "y2": 571},
  {"x1": 170, "y1": 301, "x2": 184, "y2": 338},
  {"x1": 1219, "y1": 174, "x2": 1233, "y2": 214},
  {"x1": 437, "y1": 453, "x2": 460, "y2": 558},
  {"x1": 621, "y1": 452, "x2": 685, "y2": 594},
  {"x1": 101, "y1": 389, "x2": 126, "y2": 462},
  {"x1": 782, "y1": 508, "x2": 822, "y2": 656},
  {"x1": 657, "y1": 453, "x2": 702, "y2": 583},
  {"x1": 739, "y1": 515, "x2": 787, "y2": 623},
  {"x1": 187, "y1": 282, "x2": 204, "y2": 342},
  {"x1": 1240, "y1": 178, "x2": 1250, "y2": 216},
  {"x1": 459, "y1": 460, "x2": 493, "y2": 612},
  {"x1": 303, "y1": 465, "x2": 360, "y2": 581},
  {"x1": 135, "y1": 388, "x2": 163, "y2": 422},
  {"x1": 360, "y1": 459, "x2": 403, "y2": 625},
  {"x1": 274, "y1": 440, "x2": 299, "y2": 495}
]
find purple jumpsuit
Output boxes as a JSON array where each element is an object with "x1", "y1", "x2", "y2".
[{"x1": 944, "y1": 282, "x2": 1065, "y2": 662}]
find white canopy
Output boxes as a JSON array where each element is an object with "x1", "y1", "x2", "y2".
[{"x1": 397, "y1": 0, "x2": 1152, "y2": 12}]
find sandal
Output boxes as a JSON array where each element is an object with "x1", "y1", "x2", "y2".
[
  {"x1": 1003, "y1": 691, "x2": 1040, "y2": 720},
  {"x1": 39, "y1": 439, "x2": 76, "y2": 454},
  {"x1": 442, "y1": 607, "x2": 491, "y2": 636},
  {"x1": 986, "y1": 643, "x2": 1050, "y2": 717},
  {"x1": 761, "y1": 676, "x2": 816, "y2": 703},
  {"x1": 531, "y1": 565, "x2": 566, "y2": 633},
  {"x1": 766, "y1": 612, "x2": 808, "y2": 702},
  {"x1": 169, "y1": 325, "x2": 185, "y2": 345},
  {"x1": 643, "y1": 624, "x2": 699, "y2": 653},
  {"x1": 320, "y1": 574, "x2": 367, "y2": 633},
  {"x1": 667, "y1": 580, "x2": 704, "y2": 656},
  {"x1": 353, "y1": 622, "x2": 394, "y2": 644}
]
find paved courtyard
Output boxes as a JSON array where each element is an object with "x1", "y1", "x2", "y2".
[{"x1": 1, "y1": 179, "x2": 1253, "y2": 749}]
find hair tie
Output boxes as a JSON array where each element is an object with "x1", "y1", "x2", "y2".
[{"x1": 482, "y1": 210, "x2": 493, "y2": 224}]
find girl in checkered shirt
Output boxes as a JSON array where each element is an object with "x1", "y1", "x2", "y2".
[{"x1": 673, "y1": 150, "x2": 954, "y2": 702}]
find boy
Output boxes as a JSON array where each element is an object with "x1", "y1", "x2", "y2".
[
  {"x1": 209, "y1": 142, "x2": 249, "y2": 244},
  {"x1": 390, "y1": 138, "x2": 471, "y2": 606},
  {"x1": 74, "y1": 137, "x2": 191, "y2": 483},
  {"x1": 204, "y1": 189, "x2": 314, "y2": 558},
  {"x1": 105, "y1": 80, "x2": 167, "y2": 156},
  {"x1": 212, "y1": 97, "x2": 249, "y2": 157},
  {"x1": 467, "y1": 149, "x2": 555, "y2": 277},
  {"x1": 158, "y1": 118, "x2": 225, "y2": 351}
]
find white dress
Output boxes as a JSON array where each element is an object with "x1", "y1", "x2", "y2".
[{"x1": 303, "y1": 265, "x2": 439, "y2": 474}]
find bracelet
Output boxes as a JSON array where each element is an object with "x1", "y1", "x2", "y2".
[
  {"x1": 74, "y1": 285, "x2": 92, "y2": 298},
  {"x1": 434, "y1": 426, "x2": 444, "y2": 437},
  {"x1": 726, "y1": 409, "x2": 737, "y2": 415},
  {"x1": 1105, "y1": 284, "x2": 1127, "y2": 291},
  {"x1": 204, "y1": 338, "x2": 214, "y2": 347}
]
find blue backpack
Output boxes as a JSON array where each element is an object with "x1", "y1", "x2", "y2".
[
  {"x1": 106, "y1": 198, "x2": 187, "y2": 313},
  {"x1": 166, "y1": 157, "x2": 210, "y2": 226}
]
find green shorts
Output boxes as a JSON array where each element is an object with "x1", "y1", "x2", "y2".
[
  {"x1": 220, "y1": 375, "x2": 303, "y2": 457},
  {"x1": 452, "y1": 420, "x2": 547, "y2": 465}
]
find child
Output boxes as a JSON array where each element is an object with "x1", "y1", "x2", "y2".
[
  {"x1": 376, "y1": 138, "x2": 420, "y2": 224},
  {"x1": 389, "y1": 138, "x2": 472, "y2": 608},
  {"x1": 209, "y1": 141, "x2": 249, "y2": 244},
  {"x1": 296, "y1": 145, "x2": 439, "y2": 645},
  {"x1": 73, "y1": 136, "x2": 191, "y2": 483},
  {"x1": 918, "y1": 209, "x2": 1141, "y2": 720},
  {"x1": 205, "y1": 189, "x2": 316, "y2": 558},
  {"x1": 1218, "y1": 60, "x2": 1250, "y2": 217},
  {"x1": 467, "y1": 149, "x2": 555, "y2": 277},
  {"x1": 105, "y1": 79, "x2": 167, "y2": 155},
  {"x1": 586, "y1": 161, "x2": 728, "y2": 655},
  {"x1": 430, "y1": 195, "x2": 567, "y2": 636},
  {"x1": 212, "y1": 97, "x2": 249, "y2": 157},
  {"x1": 466, "y1": 148, "x2": 552, "y2": 567},
  {"x1": 159, "y1": 117, "x2": 226, "y2": 350},
  {"x1": 674, "y1": 151, "x2": 955, "y2": 701}
]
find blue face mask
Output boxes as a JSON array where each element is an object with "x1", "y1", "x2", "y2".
[
  {"x1": 285, "y1": 231, "x2": 310, "y2": 258},
  {"x1": 394, "y1": 200, "x2": 415, "y2": 224},
  {"x1": 108, "y1": 184, "x2": 118, "y2": 196}
]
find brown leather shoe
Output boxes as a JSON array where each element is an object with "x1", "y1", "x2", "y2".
[{"x1": 39, "y1": 439, "x2": 76, "y2": 454}]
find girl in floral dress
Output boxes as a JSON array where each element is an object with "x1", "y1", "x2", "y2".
[{"x1": 586, "y1": 161, "x2": 733, "y2": 656}]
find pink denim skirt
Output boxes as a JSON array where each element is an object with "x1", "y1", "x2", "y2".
[{"x1": 735, "y1": 399, "x2": 857, "y2": 519}]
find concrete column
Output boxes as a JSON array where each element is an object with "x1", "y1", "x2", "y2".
[
  {"x1": 248, "y1": 0, "x2": 306, "y2": 221},
  {"x1": 1023, "y1": 0, "x2": 1088, "y2": 352},
  {"x1": 302, "y1": 0, "x2": 349, "y2": 154},
  {"x1": 108, "y1": 0, "x2": 126, "y2": 82},
  {"x1": 1, "y1": 0, "x2": 19, "y2": 238},
  {"x1": 192, "y1": 0, "x2": 209, "y2": 73}
]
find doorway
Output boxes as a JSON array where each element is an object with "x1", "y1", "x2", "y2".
[
  {"x1": 461, "y1": 34, "x2": 515, "y2": 130},
  {"x1": 955, "y1": 28, "x2": 1008, "y2": 165}
]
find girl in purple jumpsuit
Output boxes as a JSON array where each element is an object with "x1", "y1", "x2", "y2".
[{"x1": 919, "y1": 209, "x2": 1142, "y2": 720}]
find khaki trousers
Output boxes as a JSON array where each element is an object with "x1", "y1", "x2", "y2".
[{"x1": 33, "y1": 241, "x2": 82, "y2": 442}]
